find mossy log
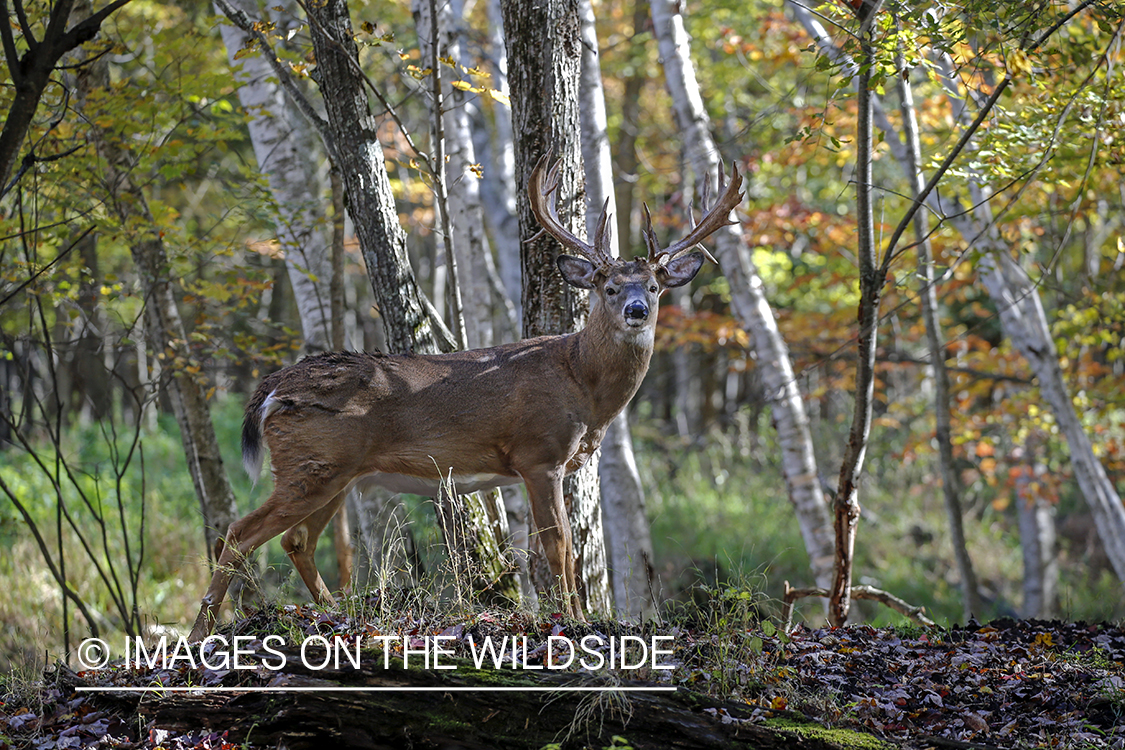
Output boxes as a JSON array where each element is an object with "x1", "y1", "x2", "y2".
[{"x1": 66, "y1": 649, "x2": 891, "y2": 750}]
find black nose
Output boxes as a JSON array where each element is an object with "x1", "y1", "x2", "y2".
[{"x1": 624, "y1": 300, "x2": 648, "y2": 320}]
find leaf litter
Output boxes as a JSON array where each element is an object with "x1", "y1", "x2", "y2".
[{"x1": 1, "y1": 600, "x2": 1122, "y2": 749}]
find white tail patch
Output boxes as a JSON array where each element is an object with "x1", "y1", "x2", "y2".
[{"x1": 242, "y1": 389, "x2": 281, "y2": 479}]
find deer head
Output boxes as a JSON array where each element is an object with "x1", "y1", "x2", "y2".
[{"x1": 529, "y1": 156, "x2": 742, "y2": 346}]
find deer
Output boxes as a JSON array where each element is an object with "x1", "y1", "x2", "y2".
[{"x1": 187, "y1": 156, "x2": 743, "y2": 641}]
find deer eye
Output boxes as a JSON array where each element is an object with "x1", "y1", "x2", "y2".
[
  {"x1": 606, "y1": 287, "x2": 618, "y2": 296},
  {"x1": 648, "y1": 285, "x2": 657, "y2": 293}
]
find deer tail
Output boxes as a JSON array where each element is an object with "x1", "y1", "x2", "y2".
[{"x1": 241, "y1": 384, "x2": 275, "y2": 480}]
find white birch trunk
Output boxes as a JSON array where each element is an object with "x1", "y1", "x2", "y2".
[
  {"x1": 578, "y1": 0, "x2": 656, "y2": 618},
  {"x1": 651, "y1": 0, "x2": 835, "y2": 590},
  {"x1": 1015, "y1": 460, "x2": 1058, "y2": 619},
  {"x1": 413, "y1": 0, "x2": 493, "y2": 349},
  {"x1": 482, "y1": 0, "x2": 522, "y2": 321},
  {"x1": 217, "y1": 0, "x2": 333, "y2": 352}
]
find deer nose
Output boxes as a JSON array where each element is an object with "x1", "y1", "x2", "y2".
[{"x1": 624, "y1": 300, "x2": 649, "y2": 320}]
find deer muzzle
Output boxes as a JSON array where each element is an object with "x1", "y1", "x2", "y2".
[{"x1": 624, "y1": 299, "x2": 649, "y2": 323}]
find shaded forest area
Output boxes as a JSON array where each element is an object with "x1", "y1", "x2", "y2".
[{"x1": 1, "y1": 0, "x2": 1125, "y2": 725}]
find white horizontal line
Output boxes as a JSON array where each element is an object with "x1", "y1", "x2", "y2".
[{"x1": 76, "y1": 685, "x2": 677, "y2": 693}]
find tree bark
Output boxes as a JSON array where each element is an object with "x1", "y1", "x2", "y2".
[
  {"x1": 412, "y1": 0, "x2": 493, "y2": 350},
  {"x1": 1015, "y1": 457, "x2": 1058, "y2": 619},
  {"x1": 482, "y1": 0, "x2": 524, "y2": 322},
  {"x1": 613, "y1": 0, "x2": 649, "y2": 252},
  {"x1": 500, "y1": 0, "x2": 611, "y2": 615},
  {"x1": 827, "y1": 24, "x2": 877, "y2": 628},
  {"x1": 650, "y1": 0, "x2": 835, "y2": 592}
]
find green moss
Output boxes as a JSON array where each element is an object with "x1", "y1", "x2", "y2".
[{"x1": 765, "y1": 718, "x2": 893, "y2": 750}]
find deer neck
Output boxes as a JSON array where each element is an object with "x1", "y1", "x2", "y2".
[{"x1": 573, "y1": 302, "x2": 654, "y2": 426}]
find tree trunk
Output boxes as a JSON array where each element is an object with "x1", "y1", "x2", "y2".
[
  {"x1": 412, "y1": 0, "x2": 493, "y2": 350},
  {"x1": 1015, "y1": 458, "x2": 1058, "y2": 619},
  {"x1": 75, "y1": 48, "x2": 239, "y2": 560},
  {"x1": 481, "y1": 0, "x2": 523, "y2": 321},
  {"x1": 304, "y1": 0, "x2": 448, "y2": 356},
  {"x1": 613, "y1": 0, "x2": 649, "y2": 252},
  {"x1": 500, "y1": 0, "x2": 612, "y2": 615},
  {"x1": 826, "y1": 24, "x2": 877, "y2": 628},
  {"x1": 894, "y1": 40, "x2": 980, "y2": 622},
  {"x1": 650, "y1": 0, "x2": 835, "y2": 592}
]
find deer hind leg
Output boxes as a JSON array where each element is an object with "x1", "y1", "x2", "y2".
[
  {"x1": 522, "y1": 470, "x2": 585, "y2": 621},
  {"x1": 188, "y1": 483, "x2": 343, "y2": 642},
  {"x1": 281, "y1": 492, "x2": 346, "y2": 605}
]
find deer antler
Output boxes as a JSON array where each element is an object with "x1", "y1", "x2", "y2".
[
  {"x1": 644, "y1": 161, "x2": 744, "y2": 267},
  {"x1": 529, "y1": 156, "x2": 615, "y2": 272}
]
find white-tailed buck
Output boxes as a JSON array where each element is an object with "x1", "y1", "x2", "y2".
[{"x1": 188, "y1": 157, "x2": 742, "y2": 640}]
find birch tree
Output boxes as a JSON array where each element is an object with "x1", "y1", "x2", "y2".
[
  {"x1": 216, "y1": 0, "x2": 333, "y2": 354},
  {"x1": 649, "y1": 0, "x2": 835, "y2": 592},
  {"x1": 894, "y1": 31, "x2": 981, "y2": 621},
  {"x1": 578, "y1": 0, "x2": 656, "y2": 618}
]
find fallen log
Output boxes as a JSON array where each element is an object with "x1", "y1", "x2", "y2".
[{"x1": 60, "y1": 646, "x2": 891, "y2": 749}]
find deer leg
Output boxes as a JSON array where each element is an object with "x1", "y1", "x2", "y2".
[
  {"x1": 281, "y1": 492, "x2": 346, "y2": 605},
  {"x1": 188, "y1": 485, "x2": 342, "y2": 642},
  {"x1": 522, "y1": 470, "x2": 585, "y2": 621}
]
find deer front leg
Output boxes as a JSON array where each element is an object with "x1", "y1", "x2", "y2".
[{"x1": 522, "y1": 470, "x2": 585, "y2": 621}]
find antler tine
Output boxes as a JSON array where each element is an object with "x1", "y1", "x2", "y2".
[
  {"x1": 642, "y1": 202, "x2": 662, "y2": 262},
  {"x1": 652, "y1": 161, "x2": 744, "y2": 266},
  {"x1": 528, "y1": 155, "x2": 614, "y2": 270},
  {"x1": 592, "y1": 197, "x2": 614, "y2": 262}
]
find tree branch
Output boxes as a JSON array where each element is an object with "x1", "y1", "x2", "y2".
[{"x1": 783, "y1": 581, "x2": 936, "y2": 630}]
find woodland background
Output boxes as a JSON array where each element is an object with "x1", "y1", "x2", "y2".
[{"x1": 2, "y1": 0, "x2": 1125, "y2": 675}]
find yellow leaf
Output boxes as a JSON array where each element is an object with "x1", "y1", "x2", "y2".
[
  {"x1": 1006, "y1": 48, "x2": 1032, "y2": 76},
  {"x1": 486, "y1": 88, "x2": 510, "y2": 106},
  {"x1": 450, "y1": 80, "x2": 481, "y2": 93}
]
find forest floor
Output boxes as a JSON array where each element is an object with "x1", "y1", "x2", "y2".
[{"x1": 1, "y1": 598, "x2": 1122, "y2": 749}]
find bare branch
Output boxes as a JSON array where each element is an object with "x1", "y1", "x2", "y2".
[{"x1": 783, "y1": 581, "x2": 936, "y2": 631}]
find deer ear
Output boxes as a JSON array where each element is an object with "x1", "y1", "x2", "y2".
[
  {"x1": 556, "y1": 255, "x2": 598, "y2": 290},
  {"x1": 657, "y1": 251, "x2": 705, "y2": 288}
]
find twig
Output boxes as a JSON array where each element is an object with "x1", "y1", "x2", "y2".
[{"x1": 783, "y1": 581, "x2": 936, "y2": 631}]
